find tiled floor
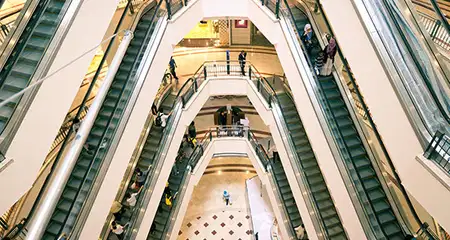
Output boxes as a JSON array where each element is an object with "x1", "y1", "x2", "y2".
[{"x1": 178, "y1": 158, "x2": 257, "y2": 240}]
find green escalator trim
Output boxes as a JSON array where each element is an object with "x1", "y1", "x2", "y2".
[
  {"x1": 276, "y1": 91, "x2": 347, "y2": 239},
  {"x1": 109, "y1": 92, "x2": 177, "y2": 238},
  {"x1": 0, "y1": 0, "x2": 68, "y2": 134},
  {"x1": 288, "y1": 5, "x2": 405, "y2": 239},
  {"x1": 146, "y1": 144, "x2": 191, "y2": 240},
  {"x1": 269, "y1": 156, "x2": 304, "y2": 234},
  {"x1": 41, "y1": 5, "x2": 162, "y2": 239}
]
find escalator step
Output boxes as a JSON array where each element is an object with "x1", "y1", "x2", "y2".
[{"x1": 358, "y1": 166, "x2": 376, "y2": 179}]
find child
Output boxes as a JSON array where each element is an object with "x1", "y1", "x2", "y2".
[{"x1": 314, "y1": 51, "x2": 325, "y2": 76}]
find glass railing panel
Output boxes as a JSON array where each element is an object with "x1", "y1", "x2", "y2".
[
  {"x1": 359, "y1": 0, "x2": 450, "y2": 141},
  {"x1": 99, "y1": 79, "x2": 174, "y2": 239},
  {"x1": 1, "y1": 1, "x2": 149, "y2": 238},
  {"x1": 271, "y1": 1, "x2": 418, "y2": 238},
  {"x1": 424, "y1": 131, "x2": 450, "y2": 174},
  {"x1": 0, "y1": 2, "x2": 23, "y2": 45},
  {"x1": 410, "y1": 0, "x2": 450, "y2": 51}
]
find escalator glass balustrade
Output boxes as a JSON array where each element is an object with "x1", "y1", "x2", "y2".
[
  {"x1": 103, "y1": 88, "x2": 177, "y2": 240},
  {"x1": 263, "y1": 1, "x2": 408, "y2": 239},
  {"x1": 40, "y1": 3, "x2": 166, "y2": 239},
  {"x1": 0, "y1": 0, "x2": 68, "y2": 137}
]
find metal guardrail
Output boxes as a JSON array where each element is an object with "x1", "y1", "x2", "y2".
[
  {"x1": 424, "y1": 131, "x2": 450, "y2": 175},
  {"x1": 418, "y1": 12, "x2": 450, "y2": 50}
]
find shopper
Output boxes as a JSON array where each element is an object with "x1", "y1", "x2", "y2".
[
  {"x1": 295, "y1": 224, "x2": 307, "y2": 239},
  {"x1": 133, "y1": 168, "x2": 150, "y2": 188},
  {"x1": 320, "y1": 37, "x2": 337, "y2": 76},
  {"x1": 151, "y1": 103, "x2": 158, "y2": 115},
  {"x1": 302, "y1": 23, "x2": 313, "y2": 54},
  {"x1": 218, "y1": 111, "x2": 227, "y2": 125},
  {"x1": 314, "y1": 50, "x2": 325, "y2": 75},
  {"x1": 188, "y1": 121, "x2": 196, "y2": 139},
  {"x1": 110, "y1": 201, "x2": 124, "y2": 221},
  {"x1": 238, "y1": 50, "x2": 247, "y2": 76},
  {"x1": 125, "y1": 186, "x2": 142, "y2": 208},
  {"x1": 155, "y1": 109, "x2": 171, "y2": 128},
  {"x1": 111, "y1": 221, "x2": 129, "y2": 239},
  {"x1": 223, "y1": 190, "x2": 231, "y2": 205},
  {"x1": 169, "y1": 56, "x2": 179, "y2": 82},
  {"x1": 72, "y1": 117, "x2": 81, "y2": 133}
]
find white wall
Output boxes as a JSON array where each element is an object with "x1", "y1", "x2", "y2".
[
  {"x1": 322, "y1": 0, "x2": 450, "y2": 231},
  {"x1": 0, "y1": 0, "x2": 120, "y2": 215}
]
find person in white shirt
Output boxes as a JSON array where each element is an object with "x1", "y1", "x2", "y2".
[
  {"x1": 155, "y1": 108, "x2": 172, "y2": 128},
  {"x1": 111, "y1": 221, "x2": 129, "y2": 239},
  {"x1": 125, "y1": 186, "x2": 142, "y2": 207}
]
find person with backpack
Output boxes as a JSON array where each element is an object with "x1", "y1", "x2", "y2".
[
  {"x1": 155, "y1": 108, "x2": 171, "y2": 128},
  {"x1": 188, "y1": 121, "x2": 196, "y2": 139}
]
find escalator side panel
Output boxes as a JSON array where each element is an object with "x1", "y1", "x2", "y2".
[{"x1": 41, "y1": 7, "x2": 159, "y2": 239}]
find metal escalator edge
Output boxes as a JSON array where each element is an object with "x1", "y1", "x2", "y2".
[
  {"x1": 0, "y1": 0, "x2": 83, "y2": 152},
  {"x1": 26, "y1": 2, "x2": 169, "y2": 239}
]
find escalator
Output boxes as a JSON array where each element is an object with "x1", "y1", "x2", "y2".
[
  {"x1": 107, "y1": 91, "x2": 176, "y2": 239},
  {"x1": 0, "y1": 0, "x2": 68, "y2": 134},
  {"x1": 287, "y1": 5, "x2": 405, "y2": 239},
  {"x1": 147, "y1": 142, "x2": 191, "y2": 239},
  {"x1": 269, "y1": 155, "x2": 304, "y2": 237},
  {"x1": 277, "y1": 92, "x2": 347, "y2": 239},
  {"x1": 41, "y1": 4, "x2": 162, "y2": 239}
]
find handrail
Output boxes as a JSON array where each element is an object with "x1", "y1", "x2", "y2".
[
  {"x1": 158, "y1": 126, "x2": 271, "y2": 240},
  {"x1": 424, "y1": 130, "x2": 450, "y2": 175},
  {"x1": 2, "y1": 1, "x2": 136, "y2": 238},
  {"x1": 99, "y1": 75, "x2": 173, "y2": 239},
  {"x1": 66, "y1": 1, "x2": 168, "y2": 238},
  {"x1": 284, "y1": 1, "x2": 407, "y2": 237},
  {"x1": 382, "y1": 0, "x2": 450, "y2": 124},
  {"x1": 265, "y1": 0, "x2": 425, "y2": 238},
  {"x1": 0, "y1": 0, "x2": 75, "y2": 139}
]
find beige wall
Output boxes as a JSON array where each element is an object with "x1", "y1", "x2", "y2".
[
  {"x1": 0, "y1": 0, "x2": 120, "y2": 215},
  {"x1": 322, "y1": 0, "x2": 450, "y2": 231}
]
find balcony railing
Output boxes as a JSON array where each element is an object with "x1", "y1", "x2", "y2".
[{"x1": 424, "y1": 131, "x2": 450, "y2": 175}]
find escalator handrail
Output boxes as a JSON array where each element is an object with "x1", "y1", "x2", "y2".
[
  {"x1": 0, "y1": 0, "x2": 36, "y2": 69},
  {"x1": 63, "y1": 1, "x2": 167, "y2": 238},
  {"x1": 275, "y1": 1, "x2": 407, "y2": 238},
  {"x1": 250, "y1": 64, "x2": 334, "y2": 239},
  {"x1": 100, "y1": 73, "x2": 173, "y2": 239},
  {"x1": 1, "y1": 1, "x2": 138, "y2": 237},
  {"x1": 314, "y1": 0, "x2": 433, "y2": 236},
  {"x1": 382, "y1": 0, "x2": 450, "y2": 124},
  {"x1": 159, "y1": 127, "x2": 270, "y2": 239}
]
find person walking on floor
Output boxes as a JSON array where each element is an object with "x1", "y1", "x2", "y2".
[
  {"x1": 223, "y1": 190, "x2": 231, "y2": 205},
  {"x1": 320, "y1": 36, "x2": 337, "y2": 76},
  {"x1": 238, "y1": 50, "x2": 247, "y2": 76},
  {"x1": 169, "y1": 56, "x2": 179, "y2": 83}
]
